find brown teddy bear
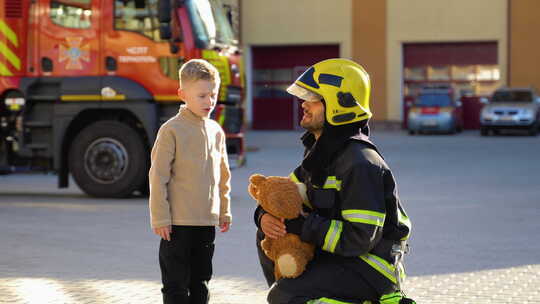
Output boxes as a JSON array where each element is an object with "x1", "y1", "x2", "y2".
[{"x1": 248, "y1": 174, "x2": 315, "y2": 280}]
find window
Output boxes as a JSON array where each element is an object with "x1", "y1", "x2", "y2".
[
  {"x1": 452, "y1": 65, "x2": 476, "y2": 81},
  {"x1": 477, "y1": 65, "x2": 500, "y2": 81},
  {"x1": 404, "y1": 67, "x2": 425, "y2": 81},
  {"x1": 253, "y1": 68, "x2": 293, "y2": 99},
  {"x1": 428, "y1": 66, "x2": 450, "y2": 81},
  {"x1": 416, "y1": 94, "x2": 452, "y2": 107},
  {"x1": 50, "y1": 0, "x2": 92, "y2": 29},
  {"x1": 114, "y1": 0, "x2": 162, "y2": 42},
  {"x1": 492, "y1": 90, "x2": 533, "y2": 103},
  {"x1": 186, "y1": 0, "x2": 237, "y2": 48}
]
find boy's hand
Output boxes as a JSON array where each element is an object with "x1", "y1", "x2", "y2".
[
  {"x1": 153, "y1": 225, "x2": 172, "y2": 241},
  {"x1": 220, "y1": 221, "x2": 230, "y2": 233}
]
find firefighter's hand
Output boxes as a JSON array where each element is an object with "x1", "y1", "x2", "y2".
[
  {"x1": 261, "y1": 213, "x2": 286, "y2": 239},
  {"x1": 153, "y1": 225, "x2": 172, "y2": 241}
]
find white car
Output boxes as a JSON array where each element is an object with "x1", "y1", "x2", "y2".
[{"x1": 480, "y1": 88, "x2": 540, "y2": 136}]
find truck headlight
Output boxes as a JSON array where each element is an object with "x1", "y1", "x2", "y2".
[{"x1": 4, "y1": 97, "x2": 25, "y2": 111}]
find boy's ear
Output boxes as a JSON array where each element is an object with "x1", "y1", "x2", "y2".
[{"x1": 177, "y1": 88, "x2": 183, "y2": 101}]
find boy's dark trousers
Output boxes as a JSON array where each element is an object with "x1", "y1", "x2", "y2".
[{"x1": 159, "y1": 225, "x2": 215, "y2": 304}]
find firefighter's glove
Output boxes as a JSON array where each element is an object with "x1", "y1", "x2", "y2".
[{"x1": 285, "y1": 216, "x2": 306, "y2": 236}]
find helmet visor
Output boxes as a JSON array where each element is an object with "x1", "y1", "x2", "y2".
[{"x1": 286, "y1": 83, "x2": 322, "y2": 101}]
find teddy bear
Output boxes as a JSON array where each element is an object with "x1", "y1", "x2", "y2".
[{"x1": 248, "y1": 173, "x2": 315, "y2": 280}]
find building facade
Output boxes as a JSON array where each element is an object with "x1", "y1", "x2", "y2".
[{"x1": 240, "y1": 0, "x2": 539, "y2": 129}]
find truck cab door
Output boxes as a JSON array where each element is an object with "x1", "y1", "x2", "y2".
[
  {"x1": 38, "y1": 0, "x2": 101, "y2": 78},
  {"x1": 103, "y1": 0, "x2": 182, "y2": 101}
]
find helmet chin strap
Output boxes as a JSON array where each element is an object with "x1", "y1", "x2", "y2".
[{"x1": 302, "y1": 119, "x2": 367, "y2": 187}]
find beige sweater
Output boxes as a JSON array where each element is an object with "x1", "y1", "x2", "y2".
[{"x1": 148, "y1": 106, "x2": 231, "y2": 228}]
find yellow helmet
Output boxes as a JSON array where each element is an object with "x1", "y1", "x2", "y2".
[{"x1": 287, "y1": 58, "x2": 372, "y2": 126}]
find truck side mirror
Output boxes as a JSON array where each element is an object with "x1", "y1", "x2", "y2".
[
  {"x1": 158, "y1": 0, "x2": 172, "y2": 23},
  {"x1": 170, "y1": 44, "x2": 179, "y2": 54},
  {"x1": 160, "y1": 23, "x2": 172, "y2": 40}
]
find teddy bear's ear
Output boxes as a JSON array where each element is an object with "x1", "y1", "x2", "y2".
[
  {"x1": 248, "y1": 184, "x2": 259, "y2": 201},
  {"x1": 249, "y1": 174, "x2": 267, "y2": 186},
  {"x1": 248, "y1": 174, "x2": 266, "y2": 201}
]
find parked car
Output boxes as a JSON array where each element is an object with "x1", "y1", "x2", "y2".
[
  {"x1": 480, "y1": 87, "x2": 540, "y2": 136},
  {"x1": 407, "y1": 87, "x2": 464, "y2": 135}
]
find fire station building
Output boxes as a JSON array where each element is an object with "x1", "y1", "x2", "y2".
[{"x1": 239, "y1": 0, "x2": 540, "y2": 129}]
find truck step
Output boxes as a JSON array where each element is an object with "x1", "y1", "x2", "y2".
[
  {"x1": 28, "y1": 95, "x2": 58, "y2": 101},
  {"x1": 25, "y1": 121, "x2": 52, "y2": 128},
  {"x1": 25, "y1": 143, "x2": 50, "y2": 150}
]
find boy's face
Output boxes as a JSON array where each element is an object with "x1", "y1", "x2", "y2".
[{"x1": 178, "y1": 79, "x2": 219, "y2": 118}]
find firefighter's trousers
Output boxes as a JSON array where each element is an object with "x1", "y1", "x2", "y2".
[{"x1": 256, "y1": 230, "x2": 381, "y2": 304}]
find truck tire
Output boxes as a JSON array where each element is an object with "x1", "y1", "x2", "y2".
[{"x1": 69, "y1": 120, "x2": 148, "y2": 198}]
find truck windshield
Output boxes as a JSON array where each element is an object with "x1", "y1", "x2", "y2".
[
  {"x1": 185, "y1": 0, "x2": 237, "y2": 48},
  {"x1": 492, "y1": 91, "x2": 533, "y2": 102},
  {"x1": 416, "y1": 94, "x2": 452, "y2": 107}
]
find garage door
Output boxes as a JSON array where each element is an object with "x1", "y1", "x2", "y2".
[
  {"x1": 252, "y1": 45, "x2": 339, "y2": 130},
  {"x1": 403, "y1": 42, "x2": 499, "y2": 98}
]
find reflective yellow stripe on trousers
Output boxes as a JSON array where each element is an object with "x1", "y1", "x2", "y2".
[{"x1": 307, "y1": 298, "x2": 373, "y2": 304}]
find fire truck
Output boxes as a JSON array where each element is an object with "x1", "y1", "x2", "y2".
[{"x1": 0, "y1": 0, "x2": 245, "y2": 197}]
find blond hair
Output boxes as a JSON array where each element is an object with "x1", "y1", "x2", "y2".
[{"x1": 178, "y1": 59, "x2": 220, "y2": 88}]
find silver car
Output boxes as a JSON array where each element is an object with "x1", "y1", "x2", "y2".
[{"x1": 480, "y1": 87, "x2": 540, "y2": 136}]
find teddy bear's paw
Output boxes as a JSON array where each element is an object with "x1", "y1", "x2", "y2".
[{"x1": 277, "y1": 254, "x2": 302, "y2": 278}]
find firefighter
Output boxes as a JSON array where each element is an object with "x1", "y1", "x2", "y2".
[{"x1": 253, "y1": 59, "x2": 414, "y2": 304}]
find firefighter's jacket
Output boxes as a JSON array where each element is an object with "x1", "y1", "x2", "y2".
[{"x1": 265, "y1": 133, "x2": 412, "y2": 292}]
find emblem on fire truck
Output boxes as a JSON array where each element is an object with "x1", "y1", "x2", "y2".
[{"x1": 59, "y1": 37, "x2": 90, "y2": 70}]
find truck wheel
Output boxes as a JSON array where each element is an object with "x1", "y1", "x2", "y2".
[{"x1": 69, "y1": 120, "x2": 148, "y2": 198}]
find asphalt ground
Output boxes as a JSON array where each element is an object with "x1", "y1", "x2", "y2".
[{"x1": 1, "y1": 129, "x2": 539, "y2": 303}]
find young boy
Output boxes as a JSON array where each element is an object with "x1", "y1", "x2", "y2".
[{"x1": 149, "y1": 59, "x2": 231, "y2": 304}]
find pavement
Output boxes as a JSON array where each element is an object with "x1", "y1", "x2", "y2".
[{"x1": 1, "y1": 129, "x2": 540, "y2": 303}]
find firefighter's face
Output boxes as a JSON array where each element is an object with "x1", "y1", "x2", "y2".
[
  {"x1": 178, "y1": 79, "x2": 219, "y2": 118},
  {"x1": 300, "y1": 100, "x2": 325, "y2": 133}
]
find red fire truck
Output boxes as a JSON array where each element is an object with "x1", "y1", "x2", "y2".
[{"x1": 0, "y1": 0, "x2": 245, "y2": 197}]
